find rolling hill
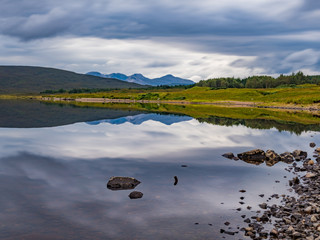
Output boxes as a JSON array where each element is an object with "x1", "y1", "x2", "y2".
[{"x1": 0, "y1": 66, "x2": 144, "y2": 94}]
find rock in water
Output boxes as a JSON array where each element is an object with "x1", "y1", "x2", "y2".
[
  {"x1": 222, "y1": 152, "x2": 234, "y2": 159},
  {"x1": 107, "y1": 176, "x2": 141, "y2": 190},
  {"x1": 310, "y1": 142, "x2": 316, "y2": 148},
  {"x1": 292, "y1": 150, "x2": 307, "y2": 160},
  {"x1": 128, "y1": 191, "x2": 143, "y2": 199},
  {"x1": 237, "y1": 149, "x2": 266, "y2": 165},
  {"x1": 265, "y1": 149, "x2": 281, "y2": 166}
]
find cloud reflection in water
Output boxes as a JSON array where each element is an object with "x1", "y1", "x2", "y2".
[{"x1": 0, "y1": 115, "x2": 319, "y2": 239}]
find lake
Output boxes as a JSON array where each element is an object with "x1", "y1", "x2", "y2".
[{"x1": 0, "y1": 100, "x2": 318, "y2": 239}]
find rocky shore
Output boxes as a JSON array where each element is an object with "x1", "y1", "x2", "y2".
[{"x1": 222, "y1": 145, "x2": 320, "y2": 239}]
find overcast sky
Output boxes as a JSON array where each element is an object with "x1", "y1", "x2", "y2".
[{"x1": 0, "y1": 0, "x2": 319, "y2": 81}]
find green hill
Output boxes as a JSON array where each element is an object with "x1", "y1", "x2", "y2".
[{"x1": 0, "y1": 66, "x2": 143, "y2": 94}]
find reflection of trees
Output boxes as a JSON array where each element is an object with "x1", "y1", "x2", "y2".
[{"x1": 197, "y1": 116, "x2": 320, "y2": 135}]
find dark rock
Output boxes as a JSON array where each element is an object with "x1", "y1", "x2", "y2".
[
  {"x1": 224, "y1": 221, "x2": 230, "y2": 226},
  {"x1": 128, "y1": 191, "x2": 143, "y2": 199},
  {"x1": 244, "y1": 218, "x2": 251, "y2": 223},
  {"x1": 292, "y1": 150, "x2": 307, "y2": 160},
  {"x1": 259, "y1": 203, "x2": 267, "y2": 209},
  {"x1": 181, "y1": 165, "x2": 188, "y2": 167},
  {"x1": 239, "y1": 189, "x2": 246, "y2": 193},
  {"x1": 265, "y1": 149, "x2": 280, "y2": 166},
  {"x1": 222, "y1": 152, "x2": 234, "y2": 159},
  {"x1": 237, "y1": 149, "x2": 266, "y2": 165},
  {"x1": 310, "y1": 142, "x2": 316, "y2": 148},
  {"x1": 107, "y1": 176, "x2": 141, "y2": 190},
  {"x1": 280, "y1": 152, "x2": 294, "y2": 163},
  {"x1": 174, "y1": 176, "x2": 178, "y2": 185}
]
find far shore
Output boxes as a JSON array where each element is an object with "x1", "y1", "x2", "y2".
[{"x1": 40, "y1": 97, "x2": 320, "y2": 112}]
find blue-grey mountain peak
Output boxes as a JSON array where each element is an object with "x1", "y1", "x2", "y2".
[{"x1": 86, "y1": 72, "x2": 194, "y2": 86}]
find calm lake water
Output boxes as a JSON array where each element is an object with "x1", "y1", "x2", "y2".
[{"x1": 0, "y1": 100, "x2": 319, "y2": 239}]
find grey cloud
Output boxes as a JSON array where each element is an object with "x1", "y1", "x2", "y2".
[
  {"x1": 145, "y1": 61, "x2": 178, "y2": 68},
  {"x1": 0, "y1": 0, "x2": 320, "y2": 76},
  {"x1": 1, "y1": 0, "x2": 319, "y2": 40}
]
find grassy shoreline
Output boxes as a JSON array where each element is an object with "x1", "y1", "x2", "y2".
[{"x1": 35, "y1": 84, "x2": 320, "y2": 109}]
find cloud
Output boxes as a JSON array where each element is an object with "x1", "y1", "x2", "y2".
[{"x1": 0, "y1": 0, "x2": 320, "y2": 78}]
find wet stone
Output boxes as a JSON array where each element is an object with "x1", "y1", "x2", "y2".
[
  {"x1": 107, "y1": 176, "x2": 141, "y2": 190},
  {"x1": 128, "y1": 191, "x2": 143, "y2": 199}
]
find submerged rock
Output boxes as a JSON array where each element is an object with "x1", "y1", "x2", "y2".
[
  {"x1": 222, "y1": 152, "x2": 235, "y2": 159},
  {"x1": 237, "y1": 149, "x2": 266, "y2": 165},
  {"x1": 107, "y1": 176, "x2": 141, "y2": 190},
  {"x1": 128, "y1": 191, "x2": 143, "y2": 199},
  {"x1": 310, "y1": 142, "x2": 316, "y2": 148}
]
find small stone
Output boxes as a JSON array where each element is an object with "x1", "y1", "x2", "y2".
[
  {"x1": 222, "y1": 152, "x2": 234, "y2": 159},
  {"x1": 310, "y1": 142, "x2": 316, "y2": 148},
  {"x1": 308, "y1": 160, "x2": 315, "y2": 165},
  {"x1": 306, "y1": 173, "x2": 317, "y2": 178},
  {"x1": 293, "y1": 232, "x2": 301, "y2": 238},
  {"x1": 270, "y1": 228, "x2": 278, "y2": 237},
  {"x1": 128, "y1": 191, "x2": 143, "y2": 199},
  {"x1": 311, "y1": 215, "x2": 318, "y2": 222},
  {"x1": 259, "y1": 203, "x2": 267, "y2": 209},
  {"x1": 244, "y1": 218, "x2": 251, "y2": 223},
  {"x1": 305, "y1": 206, "x2": 312, "y2": 214},
  {"x1": 239, "y1": 189, "x2": 246, "y2": 193},
  {"x1": 224, "y1": 221, "x2": 230, "y2": 226},
  {"x1": 288, "y1": 226, "x2": 294, "y2": 232},
  {"x1": 181, "y1": 165, "x2": 188, "y2": 167}
]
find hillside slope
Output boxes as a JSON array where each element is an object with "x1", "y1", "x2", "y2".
[{"x1": 0, "y1": 66, "x2": 143, "y2": 94}]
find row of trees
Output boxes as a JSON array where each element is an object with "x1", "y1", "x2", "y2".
[{"x1": 196, "y1": 72, "x2": 320, "y2": 89}]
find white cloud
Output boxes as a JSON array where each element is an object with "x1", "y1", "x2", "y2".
[{"x1": 0, "y1": 35, "x2": 260, "y2": 80}]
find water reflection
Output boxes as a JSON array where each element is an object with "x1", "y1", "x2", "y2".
[
  {"x1": 0, "y1": 151, "x2": 293, "y2": 240},
  {"x1": 0, "y1": 101, "x2": 320, "y2": 239}
]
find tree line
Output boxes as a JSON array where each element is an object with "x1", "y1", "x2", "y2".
[{"x1": 196, "y1": 72, "x2": 320, "y2": 89}]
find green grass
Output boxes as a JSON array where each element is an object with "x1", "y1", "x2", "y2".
[{"x1": 47, "y1": 84, "x2": 320, "y2": 106}]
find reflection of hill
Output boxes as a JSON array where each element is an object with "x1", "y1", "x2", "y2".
[
  {"x1": 55, "y1": 101, "x2": 320, "y2": 135},
  {"x1": 197, "y1": 116, "x2": 320, "y2": 135},
  {"x1": 5, "y1": 99, "x2": 320, "y2": 134},
  {"x1": 0, "y1": 100, "x2": 144, "y2": 128},
  {"x1": 87, "y1": 113, "x2": 192, "y2": 125}
]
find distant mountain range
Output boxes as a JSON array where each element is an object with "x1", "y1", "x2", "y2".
[
  {"x1": 86, "y1": 72, "x2": 195, "y2": 86},
  {"x1": 86, "y1": 113, "x2": 193, "y2": 126},
  {"x1": 0, "y1": 66, "x2": 143, "y2": 94}
]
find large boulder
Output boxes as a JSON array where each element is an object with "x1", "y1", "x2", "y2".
[
  {"x1": 237, "y1": 149, "x2": 266, "y2": 165},
  {"x1": 107, "y1": 176, "x2": 141, "y2": 190}
]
